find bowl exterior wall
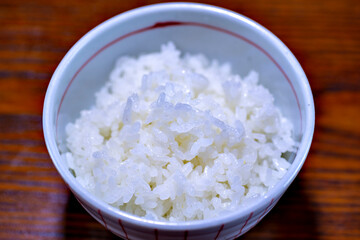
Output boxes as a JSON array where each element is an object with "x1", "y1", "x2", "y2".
[{"x1": 43, "y1": 3, "x2": 314, "y2": 240}]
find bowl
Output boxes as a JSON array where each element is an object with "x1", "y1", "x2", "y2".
[{"x1": 43, "y1": 3, "x2": 315, "y2": 239}]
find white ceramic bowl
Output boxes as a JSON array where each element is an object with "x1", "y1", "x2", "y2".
[{"x1": 43, "y1": 3, "x2": 314, "y2": 240}]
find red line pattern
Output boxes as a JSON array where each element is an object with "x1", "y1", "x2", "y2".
[
  {"x1": 214, "y1": 224, "x2": 224, "y2": 240},
  {"x1": 97, "y1": 209, "x2": 108, "y2": 230},
  {"x1": 256, "y1": 198, "x2": 274, "y2": 224},
  {"x1": 74, "y1": 195, "x2": 86, "y2": 208},
  {"x1": 56, "y1": 21, "x2": 302, "y2": 139},
  {"x1": 233, "y1": 211, "x2": 254, "y2": 239},
  {"x1": 118, "y1": 219, "x2": 129, "y2": 240}
]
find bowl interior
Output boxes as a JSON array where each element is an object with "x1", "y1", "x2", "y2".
[{"x1": 44, "y1": 3, "x2": 313, "y2": 228}]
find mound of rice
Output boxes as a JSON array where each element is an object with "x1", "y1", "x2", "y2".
[{"x1": 62, "y1": 42, "x2": 295, "y2": 221}]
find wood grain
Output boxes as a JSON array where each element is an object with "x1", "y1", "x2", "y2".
[{"x1": 0, "y1": 0, "x2": 359, "y2": 239}]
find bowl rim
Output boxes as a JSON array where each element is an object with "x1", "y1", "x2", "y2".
[{"x1": 43, "y1": 2, "x2": 315, "y2": 231}]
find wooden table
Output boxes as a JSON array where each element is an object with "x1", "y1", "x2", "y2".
[{"x1": 0, "y1": 0, "x2": 359, "y2": 239}]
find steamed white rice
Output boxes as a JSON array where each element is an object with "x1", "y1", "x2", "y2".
[{"x1": 62, "y1": 42, "x2": 295, "y2": 221}]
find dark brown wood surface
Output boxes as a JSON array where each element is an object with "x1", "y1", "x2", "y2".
[{"x1": 0, "y1": 0, "x2": 359, "y2": 239}]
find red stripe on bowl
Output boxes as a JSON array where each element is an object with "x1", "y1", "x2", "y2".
[
  {"x1": 118, "y1": 219, "x2": 129, "y2": 240},
  {"x1": 214, "y1": 224, "x2": 225, "y2": 240},
  {"x1": 256, "y1": 198, "x2": 274, "y2": 224},
  {"x1": 97, "y1": 209, "x2": 108, "y2": 230},
  {"x1": 56, "y1": 21, "x2": 302, "y2": 138},
  {"x1": 234, "y1": 211, "x2": 254, "y2": 238}
]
